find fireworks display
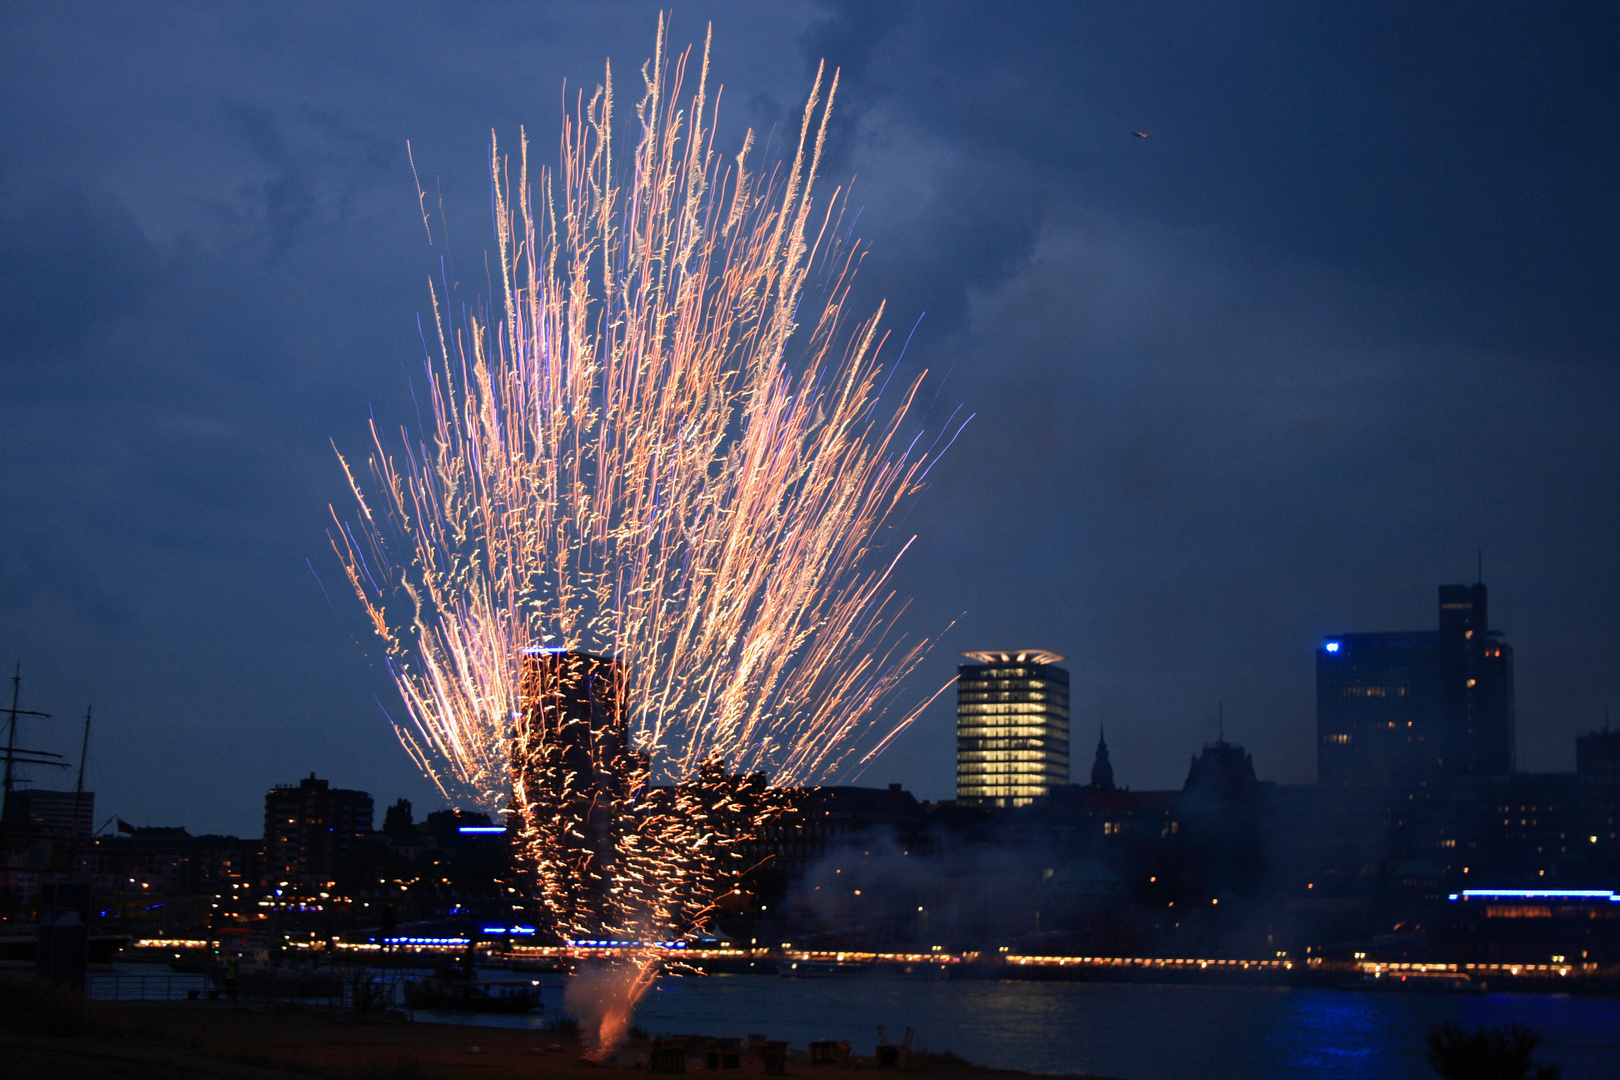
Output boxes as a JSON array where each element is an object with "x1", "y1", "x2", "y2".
[{"x1": 333, "y1": 21, "x2": 956, "y2": 1047}]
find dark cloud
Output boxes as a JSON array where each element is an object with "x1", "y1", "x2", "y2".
[
  {"x1": 0, "y1": 2, "x2": 1615, "y2": 832},
  {"x1": 803, "y1": 1, "x2": 1620, "y2": 361},
  {"x1": 0, "y1": 536, "x2": 133, "y2": 640},
  {"x1": 0, "y1": 183, "x2": 160, "y2": 360}
]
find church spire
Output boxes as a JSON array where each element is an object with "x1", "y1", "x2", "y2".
[{"x1": 1090, "y1": 726, "x2": 1115, "y2": 791}]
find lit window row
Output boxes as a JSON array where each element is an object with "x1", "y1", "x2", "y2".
[
  {"x1": 958, "y1": 787, "x2": 1057, "y2": 798},
  {"x1": 960, "y1": 691, "x2": 1056, "y2": 701},
  {"x1": 959, "y1": 692, "x2": 1059, "y2": 703},
  {"x1": 959, "y1": 733, "x2": 1067, "y2": 742},
  {"x1": 952, "y1": 790, "x2": 1056, "y2": 799},
  {"x1": 952, "y1": 705, "x2": 1069, "y2": 722},
  {"x1": 1327, "y1": 685, "x2": 1411, "y2": 698},
  {"x1": 959, "y1": 748, "x2": 1069, "y2": 760},
  {"x1": 959, "y1": 744, "x2": 1070, "y2": 756},
  {"x1": 958, "y1": 677, "x2": 1055, "y2": 688},
  {"x1": 959, "y1": 726, "x2": 1069, "y2": 740},
  {"x1": 960, "y1": 762, "x2": 1069, "y2": 775},
  {"x1": 960, "y1": 775, "x2": 1068, "y2": 787},
  {"x1": 959, "y1": 748, "x2": 1068, "y2": 759}
]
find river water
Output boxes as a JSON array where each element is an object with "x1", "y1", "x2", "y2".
[{"x1": 415, "y1": 971, "x2": 1620, "y2": 1080}]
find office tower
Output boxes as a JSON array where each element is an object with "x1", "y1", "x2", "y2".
[
  {"x1": 262, "y1": 774, "x2": 374, "y2": 885},
  {"x1": 956, "y1": 650, "x2": 1069, "y2": 808},
  {"x1": 510, "y1": 648, "x2": 634, "y2": 924},
  {"x1": 1317, "y1": 581, "x2": 1514, "y2": 786},
  {"x1": 1438, "y1": 584, "x2": 1515, "y2": 775},
  {"x1": 1317, "y1": 631, "x2": 1444, "y2": 785},
  {"x1": 512, "y1": 648, "x2": 631, "y2": 815}
]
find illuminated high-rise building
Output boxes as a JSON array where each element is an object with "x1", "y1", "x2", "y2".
[{"x1": 956, "y1": 650, "x2": 1069, "y2": 808}]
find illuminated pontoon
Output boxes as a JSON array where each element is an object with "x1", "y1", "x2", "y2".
[{"x1": 956, "y1": 650, "x2": 1070, "y2": 808}]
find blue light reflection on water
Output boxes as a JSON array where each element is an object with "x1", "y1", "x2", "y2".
[
  {"x1": 1268, "y1": 992, "x2": 1406, "y2": 1079},
  {"x1": 1261, "y1": 988, "x2": 1620, "y2": 1080},
  {"x1": 419, "y1": 973, "x2": 1620, "y2": 1080}
]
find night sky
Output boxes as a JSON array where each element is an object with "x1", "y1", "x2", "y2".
[{"x1": 3, "y1": 2, "x2": 1617, "y2": 837}]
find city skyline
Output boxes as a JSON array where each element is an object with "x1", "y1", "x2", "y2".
[
  {"x1": 3, "y1": 3, "x2": 1618, "y2": 837},
  {"x1": 1, "y1": 566, "x2": 1612, "y2": 837},
  {"x1": 11, "y1": 572, "x2": 1612, "y2": 842}
]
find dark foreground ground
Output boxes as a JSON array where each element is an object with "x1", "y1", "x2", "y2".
[{"x1": 0, "y1": 993, "x2": 1116, "y2": 1080}]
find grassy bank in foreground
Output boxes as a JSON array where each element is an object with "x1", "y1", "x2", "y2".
[{"x1": 0, "y1": 982, "x2": 1115, "y2": 1080}]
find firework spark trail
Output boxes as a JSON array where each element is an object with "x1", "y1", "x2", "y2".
[{"x1": 333, "y1": 19, "x2": 955, "y2": 1024}]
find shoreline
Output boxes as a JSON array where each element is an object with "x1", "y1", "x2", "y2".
[
  {"x1": 105, "y1": 944, "x2": 1620, "y2": 999},
  {"x1": 0, "y1": 1000, "x2": 1120, "y2": 1080},
  {"x1": 8, "y1": 974, "x2": 1619, "y2": 1080}
]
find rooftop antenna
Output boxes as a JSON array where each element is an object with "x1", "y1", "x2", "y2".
[
  {"x1": 1218, "y1": 700, "x2": 1225, "y2": 743},
  {"x1": 1477, "y1": 549, "x2": 1483, "y2": 585}
]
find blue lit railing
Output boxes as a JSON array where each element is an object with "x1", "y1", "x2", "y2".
[
  {"x1": 1449, "y1": 889, "x2": 1619, "y2": 902},
  {"x1": 566, "y1": 939, "x2": 688, "y2": 949}
]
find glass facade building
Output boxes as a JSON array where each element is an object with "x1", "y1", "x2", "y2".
[
  {"x1": 956, "y1": 650, "x2": 1070, "y2": 808},
  {"x1": 1317, "y1": 631, "x2": 1444, "y2": 785},
  {"x1": 1318, "y1": 583, "x2": 1514, "y2": 786},
  {"x1": 1438, "y1": 583, "x2": 1515, "y2": 776}
]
